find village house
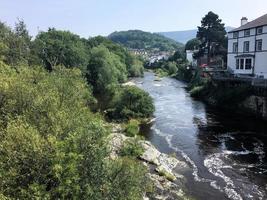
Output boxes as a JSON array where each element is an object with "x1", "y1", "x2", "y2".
[{"x1": 227, "y1": 14, "x2": 267, "y2": 78}]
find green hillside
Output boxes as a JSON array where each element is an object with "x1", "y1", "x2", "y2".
[{"x1": 108, "y1": 30, "x2": 183, "y2": 51}]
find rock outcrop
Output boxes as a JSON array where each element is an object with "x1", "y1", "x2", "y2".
[{"x1": 108, "y1": 125, "x2": 191, "y2": 200}]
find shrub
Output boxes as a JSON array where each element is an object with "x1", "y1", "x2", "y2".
[
  {"x1": 164, "y1": 61, "x2": 178, "y2": 75},
  {"x1": 155, "y1": 68, "x2": 168, "y2": 78},
  {"x1": 120, "y1": 139, "x2": 144, "y2": 158},
  {"x1": 0, "y1": 63, "x2": 150, "y2": 199},
  {"x1": 125, "y1": 119, "x2": 140, "y2": 137},
  {"x1": 113, "y1": 86, "x2": 155, "y2": 120}
]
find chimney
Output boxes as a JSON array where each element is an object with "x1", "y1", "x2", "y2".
[{"x1": 241, "y1": 17, "x2": 248, "y2": 26}]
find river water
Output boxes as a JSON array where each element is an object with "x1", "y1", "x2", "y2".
[{"x1": 133, "y1": 72, "x2": 267, "y2": 200}]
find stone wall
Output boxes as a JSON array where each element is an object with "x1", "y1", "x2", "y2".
[{"x1": 241, "y1": 95, "x2": 267, "y2": 119}]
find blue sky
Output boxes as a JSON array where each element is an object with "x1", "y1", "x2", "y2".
[{"x1": 0, "y1": 0, "x2": 266, "y2": 38}]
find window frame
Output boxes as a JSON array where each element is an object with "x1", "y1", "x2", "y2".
[
  {"x1": 244, "y1": 29, "x2": 250, "y2": 37},
  {"x1": 240, "y1": 58, "x2": 244, "y2": 69},
  {"x1": 245, "y1": 58, "x2": 252, "y2": 70},
  {"x1": 256, "y1": 27, "x2": 263, "y2": 35},
  {"x1": 236, "y1": 59, "x2": 239, "y2": 69},
  {"x1": 243, "y1": 41, "x2": 250, "y2": 52},
  {"x1": 233, "y1": 42, "x2": 238, "y2": 53},
  {"x1": 233, "y1": 31, "x2": 239, "y2": 39},
  {"x1": 256, "y1": 39, "x2": 263, "y2": 51}
]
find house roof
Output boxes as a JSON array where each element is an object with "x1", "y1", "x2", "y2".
[{"x1": 229, "y1": 14, "x2": 267, "y2": 33}]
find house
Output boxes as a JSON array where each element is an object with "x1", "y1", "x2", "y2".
[
  {"x1": 227, "y1": 14, "x2": 267, "y2": 78},
  {"x1": 186, "y1": 50, "x2": 197, "y2": 67}
]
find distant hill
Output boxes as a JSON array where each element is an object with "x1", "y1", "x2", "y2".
[
  {"x1": 108, "y1": 30, "x2": 183, "y2": 51},
  {"x1": 158, "y1": 26, "x2": 235, "y2": 44}
]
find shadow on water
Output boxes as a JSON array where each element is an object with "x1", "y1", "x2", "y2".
[{"x1": 136, "y1": 72, "x2": 267, "y2": 200}]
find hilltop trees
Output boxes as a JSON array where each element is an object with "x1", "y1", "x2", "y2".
[
  {"x1": 33, "y1": 28, "x2": 89, "y2": 70},
  {"x1": 196, "y1": 11, "x2": 227, "y2": 64},
  {"x1": 0, "y1": 19, "x2": 31, "y2": 65},
  {"x1": 108, "y1": 30, "x2": 183, "y2": 51}
]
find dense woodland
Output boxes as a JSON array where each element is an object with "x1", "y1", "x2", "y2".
[
  {"x1": 108, "y1": 30, "x2": 183, "y2": 51},
  {"x1": 0, "y1": 20, "x2": 155, "y2": 199}
]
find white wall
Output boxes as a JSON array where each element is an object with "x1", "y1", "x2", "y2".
[{"x1": 227, "y1": 25, "x2": 267, "y2": 78}]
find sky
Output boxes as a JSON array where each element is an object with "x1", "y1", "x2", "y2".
[{"x1": 0, "y1": 0, "x2": 266, "y2": 38}]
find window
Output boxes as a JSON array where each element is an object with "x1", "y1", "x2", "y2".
[
  {"x1": 233, "y1": 32, "x2": 239, "y2": 38},
  {"x1": 240, "y1": 59, "x2": 244, "y2": 69},
  {"x1": 257, "y1": 27, "x2": 263, "y2": 35},
  {"x1": 256, "y1": 39, "x2": 262, "y2": 51},
  {"x1": 243, "y1": 41, "x2": 250, "y2": 52},
  {"x1": 233, "y1": 42, "x2": 238, "y2": 53},
  {"x1": 236, "y1": 59, "x2": 239, "y2": 69},
  {"x1": 244, "y1": 29, "x2": 250, "y2": 37},
  {"x1": 245, "y1": 58, "x2": 252, "y2": 69}
]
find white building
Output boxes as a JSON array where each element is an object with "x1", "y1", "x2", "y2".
[
  {"x1": 186, "y1": 50, "x2": 197, "y2": 67},
  {"x1": 227, "y1": 14, "x2": 267, "y2": 78}
]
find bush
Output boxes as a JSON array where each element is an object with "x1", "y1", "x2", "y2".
[
  {"x1": 120, "y1": 138, "x2": 144, "y2": 158},
  {"x1": 112, "y1": 86, "x2": 155, "y2": 120},
  {"x1": 0, "y1": 63, "x2": 151, "y2": 199},
  {"x1": 125, "y1": 119, "x2": 140, "y2": 137},
  {"x1": 164, "y1": 61, "x2": 178, "y2": 75},
  {"x1": 155, "y1": 68, "x2": 168, "y2": 78}
]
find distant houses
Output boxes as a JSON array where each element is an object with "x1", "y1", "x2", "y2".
[{"x1": 227, "y1": 14, "x2": 267, "y2": 79}]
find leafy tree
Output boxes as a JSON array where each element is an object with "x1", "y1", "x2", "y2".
[
  {"x1": 112, "y1": 86, "x2": 155, "y2": 120},
  {"x1": 33, "y1": 28, "x2": 89, "y2": 70},
  {"x1": 0, "y1": 62, "x2": 151, "y2": 199},
  {"x1": 86, "y1": 45, "x2": 127, "y2": 93},
  {"x1": 185, "y1": 38, "x2": 201, "y2": 50},
  {"x1": 196, "y1": 11, "x2": 227, "y2": 64},
  {"x1": 0, "y1": 20, "x2": 31, "y2": 65}
]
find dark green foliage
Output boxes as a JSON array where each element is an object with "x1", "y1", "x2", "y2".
[
  {"x1": 185, "y1": 38, "x2": 201, "y2": 50},
  {"x1": 33, "y1": 28, "x2": 89, "y2": 70},
  {"x1": 0, "y1": 20, "x2": 31, "y2": 66},
  {"x1": 112, "y1": 86, "x2": 155, "y2": 120},
  {"x1": 86, "y1": 45, "x2": 127, "y2": 93},
  {"x1": 196, "y1": 11, "x2": 227, "y2": 63},
  {"x1": 108, "y1": 30, "x2": 183, "y2": 51}
]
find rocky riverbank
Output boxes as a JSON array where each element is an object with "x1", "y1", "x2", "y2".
[{"x1": 108, "y1": 124, "x2": 192, "y2": 200}]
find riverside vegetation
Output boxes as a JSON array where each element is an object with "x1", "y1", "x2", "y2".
[
  {"x1": 0, "y1": 20, "x2": 156, "y2": 199},
  {"x1": 148, "y1": 12, "x2": 252, "y2": 111}
]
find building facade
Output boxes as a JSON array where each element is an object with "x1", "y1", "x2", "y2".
[{"x1": 227, "y1": 14, "x2": 267, "y2": 78}]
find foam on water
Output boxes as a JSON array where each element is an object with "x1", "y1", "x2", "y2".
[{"x1": 152, "y1": 125, "x2": 266, "y2": 200}]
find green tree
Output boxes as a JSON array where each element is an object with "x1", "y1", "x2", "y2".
[
  {"x1": 0, "y1": 20, "x2": 31, "y2": 65},
  {"x1": 33, "y1": 28, "x2": 89, "y2": 70},
  {"x1": 185, "y1": 38, "x2": 201, "y2": 50},
  {"x1": 86, "y1": 45, "x2": 127, "y2": 93},
  {"x1": 112, "y1": 86, "x2": 155, "y2": 120},
  {"x1": 0, "y1": 62, "x2": 151, "y2": 199},
  {"x1": 196, "y1": 11, "x2": 227, "y2": 64}
]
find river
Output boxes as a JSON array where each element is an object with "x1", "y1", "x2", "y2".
[{"x1": 133, "y1": 72, "x2": 267, "y2": 200}]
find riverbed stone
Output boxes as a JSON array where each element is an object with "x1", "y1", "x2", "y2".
[{"x1": 109, "y1": 127, "x2": 190, "y2": 200}]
